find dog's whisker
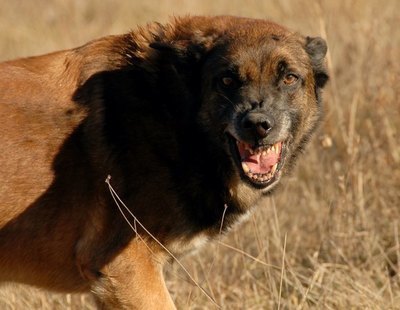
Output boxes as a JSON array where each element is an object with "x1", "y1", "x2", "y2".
[
  {"x1": 217, "y1": 91, "x2": 235, "y2": 106},
  {"x1": 105, "y1": 175, "x2": 221, "y2": 309}
]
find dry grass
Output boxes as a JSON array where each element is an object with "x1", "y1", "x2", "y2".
[{"x1": 1, "y1": 0, "x2": 399, "y2": 309}]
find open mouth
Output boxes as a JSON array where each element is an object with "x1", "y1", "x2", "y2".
[{"x1": 229, "y1": 138, "x2": 285, "y2": 188}]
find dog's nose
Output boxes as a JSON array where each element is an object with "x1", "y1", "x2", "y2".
[{"x1": 241, "y1": 113, "x2": 274, "y2": 139}]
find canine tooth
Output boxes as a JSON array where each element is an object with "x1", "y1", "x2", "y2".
[
  {"x1": 271, "y1": 163, "x2": 277, "y2": 174},
  {"x1": 242, "y1": 162, "x2": 250, "y2": 173}
]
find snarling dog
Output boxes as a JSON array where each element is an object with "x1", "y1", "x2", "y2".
[{"x1": 0, "y1": 16, "x2": 328, "y2": 308}]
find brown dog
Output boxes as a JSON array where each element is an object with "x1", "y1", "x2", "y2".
[{"x1": 0, "y1": 16, "x2": 328, "y2": 308}]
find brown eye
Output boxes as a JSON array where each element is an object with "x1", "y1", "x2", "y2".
[
  {"x1": 283, "y1": 73, "x2": 299, "y2": 85},
  {"x1": 219, "y1": 76, "x2": 239, "y2": 90},
  {"x1": 221, "y1": 76, "x2": 234, "y2": 86},
  {"x1": 218, "y1": 73, "x2": 240, "y2": 90}
]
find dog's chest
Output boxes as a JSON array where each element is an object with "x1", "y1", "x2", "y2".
[{"x1": 167, "y1": 233, "x2": 210, "y2": 257}]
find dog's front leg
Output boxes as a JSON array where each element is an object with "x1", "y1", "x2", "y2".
[{"x1": 90, "y1": 238, "x2": 176, "y2": 310}]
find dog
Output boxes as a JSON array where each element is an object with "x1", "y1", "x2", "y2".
[{"x1": 0, "y1": 15, "x2": 328, "y2": 309}]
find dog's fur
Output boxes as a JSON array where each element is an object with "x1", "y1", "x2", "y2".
[{"x1": 0, "y1": 16, "x2": 328, "y2": 308}]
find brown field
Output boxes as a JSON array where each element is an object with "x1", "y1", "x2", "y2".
[{"x1": 1, "y1": 0, "x2": 399, "y2": 309}]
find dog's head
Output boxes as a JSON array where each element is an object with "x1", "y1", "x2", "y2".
[
  {"x1": 202, "y1": 25, "x2": 328, "y2": 192},
  {"x1": 149, "y1": 16, "x2": 328, "y2": 193}
]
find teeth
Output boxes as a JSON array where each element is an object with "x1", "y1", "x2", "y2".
[
  {"x1": 243, "y1": 172, "x2": 275, "y2": 183},
  {"x1": 262, "y1": 151, "x2": 267, "y2": 157},
  {"x1": 271, "y1": 163, "x2": 278, "y2": 174},
  {"x1": 242, "y1": 162, "x2": 250, "y2": 173}
]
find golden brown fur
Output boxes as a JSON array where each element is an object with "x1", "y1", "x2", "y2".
[{"x1": 0, "y1": 16, "x2": 327, "y2": 308}]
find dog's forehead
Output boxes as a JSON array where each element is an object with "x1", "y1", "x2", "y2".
[
  {"x1": 170, "y1": 16, "x2": 311, "y2": 78},
  {"x1": 226, "y1": 35, "x2": 310, "y2": 81},
  {"x1": 196, "y1": 18, "x2": 310, "y2": 79}
]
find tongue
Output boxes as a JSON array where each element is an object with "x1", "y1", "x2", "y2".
[{"x1": 243, "y1": 152, "x2": 279, "y2": 174}]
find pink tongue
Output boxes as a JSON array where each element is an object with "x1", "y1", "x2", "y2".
[{"x1": 244, "y1": 152, "x2": 279, "y2": 174}]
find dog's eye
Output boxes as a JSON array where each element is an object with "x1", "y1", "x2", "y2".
[
  {"x1": 283, "y1": 73, "x2": 299, "y2": 85},
  {"x1": 221, "y1": 77, "x2": 234, "y2": 86},
  {"x1": 218, "y1": 75, "x2": 240, "y2": 90}
]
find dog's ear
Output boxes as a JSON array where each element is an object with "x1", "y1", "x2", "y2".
[{"x1": 305, "y1": 36, "x2": 329, "y2": 88}]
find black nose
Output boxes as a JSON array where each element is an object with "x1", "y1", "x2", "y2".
[{"x1": 241, "y1": 113, "x2": 274, "y2": 139}]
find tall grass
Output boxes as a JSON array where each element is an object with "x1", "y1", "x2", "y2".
[{"x1": 1, "y1": 0, "x2": 399, "y2": 309}]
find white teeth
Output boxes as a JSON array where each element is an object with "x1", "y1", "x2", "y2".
[
  {"x1": 271, "y1": 163, "x2": 278, "y2": 174},
  {"x1": 242, "y1": 162, "x2": 250, "y2": 173},
  {"x1": 262, "y1": 151, "x2": 267, "y2": 157},
  {"x1": 243, "y1": 172, "x2": 273, "y2": 183}
]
